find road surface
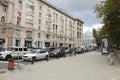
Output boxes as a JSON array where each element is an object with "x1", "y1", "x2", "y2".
[{"x1": 0, "y1": 51, "x2": 120, "y2": 80}]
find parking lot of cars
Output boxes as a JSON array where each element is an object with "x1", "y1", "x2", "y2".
[{"x1": 0, "y1": 47, "x2": 96, "y2": 69}]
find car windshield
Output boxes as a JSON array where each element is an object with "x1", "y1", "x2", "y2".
[
  {"x1": 31, "y1": 51, "x2": 39, "y2": 54},
  {"x1": 54, "y1": 48, "x2": 60, "y2": 52},
  {"x1": 65, "y1": 49, "x2": 69, "y2": 52}
]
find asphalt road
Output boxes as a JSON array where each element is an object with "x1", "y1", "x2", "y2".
[{"x1": 0, "y1": 52, "x2": 120, "y2": 80}]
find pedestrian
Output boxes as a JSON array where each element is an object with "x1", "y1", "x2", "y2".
[{"x1": 108, "y1": 52, "x2": 114, "y2": 65}]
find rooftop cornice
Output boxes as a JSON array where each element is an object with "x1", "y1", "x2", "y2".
[{"x1": 39, "y1": 0, "x2": 83, "y2": 23}]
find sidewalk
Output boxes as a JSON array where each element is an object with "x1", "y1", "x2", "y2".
[{"x1": 0, "y1": 52, "x2": 120, "y2": 80}]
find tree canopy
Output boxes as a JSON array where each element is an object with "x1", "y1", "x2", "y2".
[{"x1": 94, "y1": 0, "x2": 120, "y2": 48}]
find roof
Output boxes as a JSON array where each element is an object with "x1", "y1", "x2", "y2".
[{"x1": 40, "y1": 0, "x2": 84, "y2": 23}]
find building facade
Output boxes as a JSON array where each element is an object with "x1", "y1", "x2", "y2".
[
  {"x1": 83, "y1": 30, "x2": 96, "y2": 49},
  {"x1": 0, "y1": 0, "x2": 83, "y2": 48}
]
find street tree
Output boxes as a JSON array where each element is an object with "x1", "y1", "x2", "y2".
[
  {"x1": 92, "y1": 28, "x2": 101, "y2": 48},
  {"x1": 94, "y1": 0, "x2": 120, "y2": 48}
]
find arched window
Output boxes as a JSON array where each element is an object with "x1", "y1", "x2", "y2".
[{"x1": 1, "y1": 16, "x2": 5, "y2": 24}]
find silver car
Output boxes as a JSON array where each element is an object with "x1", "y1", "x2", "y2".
[{"x1": 22, "y1": 49, "x2": 49, "y2": 61}]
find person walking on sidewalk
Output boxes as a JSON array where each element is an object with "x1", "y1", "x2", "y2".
[{"x1": 108, "y1": 52, "x2": 114, "y2": 65}]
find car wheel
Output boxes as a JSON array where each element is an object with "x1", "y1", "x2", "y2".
[
  {"x1": 31, "y1": 56, "x2": 36, "y2": 64},
  {"x1": 5, "y1": 55, "x2": 12, "y2": 61}
]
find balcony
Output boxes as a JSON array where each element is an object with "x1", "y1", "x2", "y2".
[
  {"x1": 46, "y1": 30, "x2": 51, "y2": 34},
  {"x1": 0, "y1": 0, "x2": 9, "y2": 6}
]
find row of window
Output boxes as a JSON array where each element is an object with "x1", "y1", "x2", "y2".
[
  {"x1": 15, "y1": 30, "x2": 74, "y2": 42},
  {"x1": 16, "y1": 30, "x2": 32, "y2": 38}
]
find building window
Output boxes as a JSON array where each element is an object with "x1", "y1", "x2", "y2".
[
  {"x1": 26, "y1": 31, "x2": 32, "y2": 37},
  {"x1": 1, "y1": 16, "x2": 5, "y2": 24},
  {"x1": 38, "y1": 26, "x2": 41, "y2": 30},
  {"x1": 46, "y1": 34, "x2": 50, "y2": 39},
  {"x1": 2, "y1": 28, "x2": 6, "y2": 34},
  {"x1": 53, "y1": 36, "x2": 55, "y2": 39},
  {"x1": 26, "y1": 14, "x2": 33, "y2": 21},
  {"x1": 53, "y1": 12, "x2": 55, "y2": 22},
  {"x1": 27, "y1": 0, "x2": 34, "y2": 11},
  {"x1": 27, "y1": 0, "x2": 34, "y2": 6},
  {"x1": 39, "y1": 6, "x2": 42, "y2": 10},
  {"x1": 25, "y1": 22, "x2": 33, "y2": 28},
  {"x1": 25, "y1": 40, "x2": 32, "y2": 48},
  {"x1": 27, "y1": 7, "x2": 33, "y2": 13},
  {"x1": 19, "y1": 0, "x2": 22, "y2": 9},
  {"x1": 38, "y1": 19, "x2": 41, "y2": 25},
  {"x1": 38, "y1": 33, "x2": 41, "y2": 38},
  {"x1": 2, "y1": 6, "x2": 7, "y2": 12},
  {"x1": 15, "y1": 40, "x2": 20, "y2": 46},
  {"x1": 16, "y1": 29, "x2": 20, "y2": 36},
  {"x1": 56, "y1": 14, "x2": 58, "y2": 23},
  {"x1": 39, "y1": 12, "x2": 41, "y2": 17}
]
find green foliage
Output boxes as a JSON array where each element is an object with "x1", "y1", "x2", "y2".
[
  {"x1": 94, "y1": 0, "x2": 120, "y2": 48},
  {"x1": 92, "y1": 28, "x2": 101, "y2": 47}
]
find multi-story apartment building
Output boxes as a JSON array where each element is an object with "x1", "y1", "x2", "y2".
[
  {"x1": 0, "y1": 0, "x2": 83, "y2": 48},
  {"x1": 83, "y1": 30, "x2": 96, "y2": 49}
]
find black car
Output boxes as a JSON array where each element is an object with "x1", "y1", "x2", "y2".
[
  {"x1": 64, "y1": 48, "x2": 76, "y2": 56},
  {"x1": 75, "y1": 48, "x2": 83, "y2": 54},
  {"x1": 49, "y1": 48, "x2": 66, "y2": 58}
]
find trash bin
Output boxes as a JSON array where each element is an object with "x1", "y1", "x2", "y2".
[{"x1": 8, "y1": 58, "x2": 14, "y2": 70}]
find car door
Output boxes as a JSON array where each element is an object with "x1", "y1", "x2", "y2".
[
  {"x1": 35, "y1": 51, "x2": 40, "y2": 60},
  {"x1": 39, "y1": 51, "x2": 46, "y2": 59}
]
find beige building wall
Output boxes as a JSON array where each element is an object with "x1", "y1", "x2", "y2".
[{"x1": 0, "y1": 0, "x2": 83, "y2": 48}]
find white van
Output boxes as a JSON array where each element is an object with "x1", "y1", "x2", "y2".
[{"x1": 0, "y1": 47, "x2": 28, "y2": 60}]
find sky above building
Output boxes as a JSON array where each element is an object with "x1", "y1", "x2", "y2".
[{"x1": 47, "y1": 0, "x2": 103, "y2": 33}]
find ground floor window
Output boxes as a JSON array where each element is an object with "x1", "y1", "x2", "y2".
[
  {"x1": 45, "y1": 42, "x2": 50, "y2": 47},
  {"x1": 15, "y1": 40, "x2": 20, "y2": 46},
  {"x1": 37, "y1": 41, "x2": 42, "y2": 48},
  {"x1": 25, "y1": 41, "x2": 32, "y2": 48},
  {"x1": 0, "y1": 42, "x2": 4, "y2": 48},
  {"x1": 59, "y1": 43, "x2": 63, "y2": 47},
  {"x1": 0, "y1": 38, "x2": 5, "y2": 48},
  {"x1": 69, "y1": 44, "x2": 71, "y2": 48}
]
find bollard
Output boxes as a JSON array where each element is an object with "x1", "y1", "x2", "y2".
[
  {"x1": 8, "y1": 58, "x2": 14, "y2": 70},
  {"x1": 31, "y1": 57, "x2": 35, "y2": 64}
]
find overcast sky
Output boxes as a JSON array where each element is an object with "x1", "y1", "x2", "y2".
[{"x1": 47, "y1": 0, "x2": 103, "y2": 33}]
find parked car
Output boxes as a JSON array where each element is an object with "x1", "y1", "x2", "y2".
[
  {"x1": 0, "y1": 48, "x2": 13, "y2": 60},
  {"x1": 75, "y1": 48, "x2": 83, "y2": 54},
  {"x1": 64, "y1": 48, "x2": 71, "y2": 54},
  {"x1": 68, "y1": 48, "x2": 76, "y2": 56},
  {"x1": 47, "y1": 47, "x2": 56, "y2": 52},
  {"x1": 0, "y1": 47, "x2": 28, "y2": 60},
  {"x1": 49, "y1": 48, "x2": 66, "y2": 58},
  {"x1": 22, "y1": 49, "x2": 49, "y2": 61}
]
